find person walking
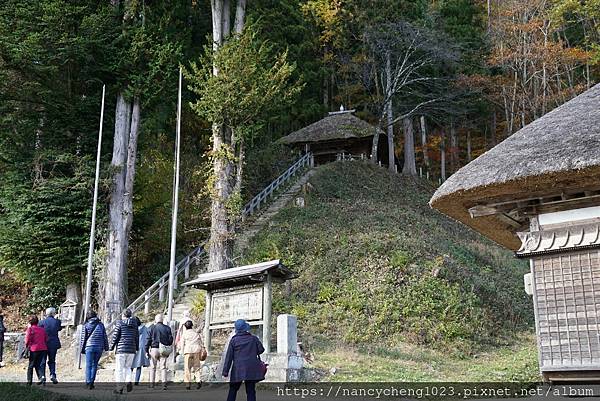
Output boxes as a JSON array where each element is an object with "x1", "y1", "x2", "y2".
[
  {"x1": 110, "y1": 309, "x2": 139, "y2": 394},
  {"x1": 80, "y1": 311, "x2": 109, "y2": 390},
  {"x1": 39, "y1": 307, "x2": 62, "y2": 384},
  {"x1": 145, "y1": 314, "x2": 173, "y2": 390},
  {"x1": 0, "y1": 314, "x2": 6, "y2": 368},
  {"x1": 130, "y1": 316, "x2": 149, "y2": 386},
  {"x1": 222, "y1": 319, "x2": 266, "y2": 401},
  {"x1": 180, "y1": 320, "x2": 204, "y2": 390},
  {"x1": 24, "y1": 315, "x2": 48, "y2": 386}
]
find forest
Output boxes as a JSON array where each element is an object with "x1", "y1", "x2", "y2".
[{"x1": 0, "y1": 0, "x2": 598, "y2": 317}]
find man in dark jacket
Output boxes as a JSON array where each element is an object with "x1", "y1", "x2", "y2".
[
  {"x1": 222, "y1": 319, "x2": 265, "y2": 401},
  {"x1": 39, "y1": 307, "x2": 62, "y2": 383},
  {"x1": 110, "y1": 309, "x2": 139, "y2": 394},
  {"x1": 0, "y1": 314, "x2": 6, "y2": 368},
  {"x1": 145, "y1": 314, "x2": 173, "y2": 390}
]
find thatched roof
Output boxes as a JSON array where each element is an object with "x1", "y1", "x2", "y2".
[
  {"x1": 430, "y1": 83, "x2": 600, "y2": 250},
  {"x1": 279, "y1": 112, "x2": 383, "y2": 145}
]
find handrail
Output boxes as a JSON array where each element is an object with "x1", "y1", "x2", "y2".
[
  {"x1": 105, "y1": 152, "x2": 313, "y2": 330},
  {"x1": 242, "y1": 152, "x2": 313, "y2": 216}
]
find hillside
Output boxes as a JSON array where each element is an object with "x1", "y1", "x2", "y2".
[{"x1": 242, "y1": 161, "x2": 534, "y2": 355}]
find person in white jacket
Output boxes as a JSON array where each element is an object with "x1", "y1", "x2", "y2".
[{"x1": 179, "y1": 320, "x2": 205, "y2": 390}]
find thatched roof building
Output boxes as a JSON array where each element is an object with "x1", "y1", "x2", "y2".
[
  {"x1": 279, "y1": 109, "x2": 386, "y2": 164},
  {"x1": 430, "y1": 83, "x2": 600, "y2": 250}
]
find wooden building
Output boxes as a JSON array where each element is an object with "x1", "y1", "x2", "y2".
[
  {"x1": 279, "y1": 108, "x2": 386, "y2": 165},
  {"x1": 430, "y1": 83, "x2": 600, "y2": 382}
]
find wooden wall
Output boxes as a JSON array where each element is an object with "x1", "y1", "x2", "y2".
[{"x1": 532, "y1": 249, "x2": 600, "y2": 372}]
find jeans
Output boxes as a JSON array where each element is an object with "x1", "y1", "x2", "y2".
[
  {"x1": 42, "y1": 347, "x2": 58, "y2": 379},
  {"x1": 85, "y1": 349, "x2": 103, "y2": 385},
  {"x1": 133, "y1": 366, "x2": 142, "y2": 384},
  {"x1": 114, "y1": 353, "x2": 135, "y2": 390},
  {"x1": 227, "y1": 381, "x2": 257, "y2": 401},
  {"x1": 27, "y1": 350, "x2": 47, "y2": 384},
  {"x1": 0, "y1": 340, "x2": 4, "y2": 363}
]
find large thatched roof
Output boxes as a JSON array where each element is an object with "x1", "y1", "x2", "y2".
[
  {"x1": 279, "y1": 112, "x2": 383, "y2": 145},
  {"x1": 430, "y1": 83, "x2": 600, "y2": 250}
]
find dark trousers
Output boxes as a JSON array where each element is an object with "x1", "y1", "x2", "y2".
[
  {"x1": 42, "y1": 347, "x2": 58, "y2": 378},
  {"x1": 0, "y1": 339, "x2": 4, "y2": 362},
  {"x1": 27, "y1": 350, "x2": 47, "y2": 383},
  {"x1": 227, "y1": 381, "x2": 256, "y2": 401}
]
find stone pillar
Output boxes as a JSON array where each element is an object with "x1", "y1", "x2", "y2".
[
  {"x1": 204, "y1": 291, "x2": 212, "y2": 353},
  {"x1": 277, "y1": 314, "x2": 298, "y2": 354},
  {"x1": 263, "y1": 274, "x2": 272, "y2": 353}
]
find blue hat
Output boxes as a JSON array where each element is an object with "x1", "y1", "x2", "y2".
[{"x1": 234, "y1": 319, "x2": 250, "y2": 333}]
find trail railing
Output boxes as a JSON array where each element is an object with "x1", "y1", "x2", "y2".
[
  {"x1": 242, "y1": 152, "x2": 313, "y2": 217},
  {"x1": 104, "y1": 152, "x2": 313, "y2": 331}
]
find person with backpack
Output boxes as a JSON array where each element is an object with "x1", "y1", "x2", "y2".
[
  {"x1": 179, "y1": 320, "x2": 205, "y2": 390},
  {"x1": 130, "y1": 316, "x2": 150, "y2": 386},
  {"x1": 80, "y1": 311, "x2": 109, "y2": 389},
  {"x1": 39, "y1": 307, "x2": 62, "y2": 384},
  {"x1": 0, "y1": 314, "x2": 6, "y2": 368},
  {"x1": 24, "y1": 315, "x2": 48, "y2": 386},
  {"x1": 110, "y1": 309, "x2": 139, "y2": 394},
  {"x1": 145, "y1": 314, "x2": 173, "y2": 390},
  {"x1": 222, "y1": 319, "x2": 266, "y2": 401}
]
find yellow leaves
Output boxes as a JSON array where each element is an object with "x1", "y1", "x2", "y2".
[{"x1": 301, "y1": 0, "x2": 345, "y2": 46}]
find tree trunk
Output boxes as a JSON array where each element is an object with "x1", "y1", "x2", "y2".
[
  {"x1": 420, "y1": 116, "x2": 428, "y2": 169},
  {"x1": 233, "y1": 0, "x2": 246, "y2": 34},
  {"x1": 449, "y1": 122, "x2": 458, "y2": 173},
  {"x1": 208, "y1": 129, "x2": 233, "y2": 272},
  {"x1": 119, "y1": 97, "x2": 140, "y2": 298},
  {"x1": 467, "y1": 131, "x2": 472, "y2": 162},
  {"x1": 371, "y1": 130, "x2": 380, "y2": 163},
  {"x1": 402, "y1": 117, "x2": 416, "y2": 176},
  {"x1": 490, "y1": 109, "x2": 497, "y2": 147},
  {"x1": 208, "y1": 0, "x2": 241, "y2": 272},
  {"x1": 234, "y1": 138, "x2": 245, "y2": 196},
  {"x1": 66, "y1": 282, "x2": 82, "y2": 323},
  {"x1": 440, "y1": 130, "x2": 446, "y2": 182},
  {"x1": 102, "y1": 93, "x2": 131, "y2": 322},
  {"x1": 222, "y1": 0, "x2": 231, "y2": 38},
  {"x1": 385, "y1": 53, "x2": 395, "y2": 171}
]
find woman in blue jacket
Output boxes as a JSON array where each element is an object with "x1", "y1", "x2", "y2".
[
  {"x1": 80, "y1": 311, "x2": 109, "y2": 389},
  {"x1": 222, "y1": 319, "x2": 265, "y2": 401}
]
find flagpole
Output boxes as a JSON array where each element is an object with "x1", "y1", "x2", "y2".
[
  {"x1": 167, "y1": 68, "x2": 183, "y2": 323},
  {"x1": 84, "y1": 84, "x2": 105, "y2": 319},
  {"x1": 80, "y1": 84, "x2": 105, "y2": 369}
]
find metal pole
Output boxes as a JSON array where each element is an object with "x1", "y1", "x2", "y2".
[
  {"x1": 80, "y1": 84, "x2": 105, "y2": 369},
  {"x1": 167, "y1": 68, "x2": 183, "y2": 323},
  {"x1": 83, "y1": 84, "x2": 105, "y2": 320}
]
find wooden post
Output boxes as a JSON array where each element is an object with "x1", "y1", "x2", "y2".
[
  {"x1": 204, "y1": 291, "x2": 212, "y2": 353},
  {"x1": 262, "y1": 273, "x2": 272, "y2": 353},
  {"x1": 144, "y1": 293, "x2": 150, "y2": 314},
  {"x1": 159, "y1": 278, "x2": 165, "y2": 302},
  {"x1": 184, "y1": 258, "x2": 190, "y2": 280}
]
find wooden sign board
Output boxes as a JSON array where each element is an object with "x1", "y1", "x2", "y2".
[
  {"x1": 59, "y1": 299, "x2": 77, "y2": 327},
  {"x1": 210, "y1": 287, "x2": 264, "y2": 325}
]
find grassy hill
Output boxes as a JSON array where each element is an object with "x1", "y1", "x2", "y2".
[{"x1": 241, "y1": 161, "x2": 539, "y2": 380}]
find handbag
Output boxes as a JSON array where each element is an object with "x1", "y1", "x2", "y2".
[
  {"x1": 21, "y1": 328, "x2": 32, "y2": 359},
  {"x1": 199, "y1": 346, "x2": 207, "y2": 362},
  {"x1": 20, "y1": 346, "x2": 30, "y2": 360},
  {"x1": 159, "y1": 343, "x2": 173, "y2": 357},
  {"x1": 258, "y1": 356, "x2": 268, "y2": 378}
]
